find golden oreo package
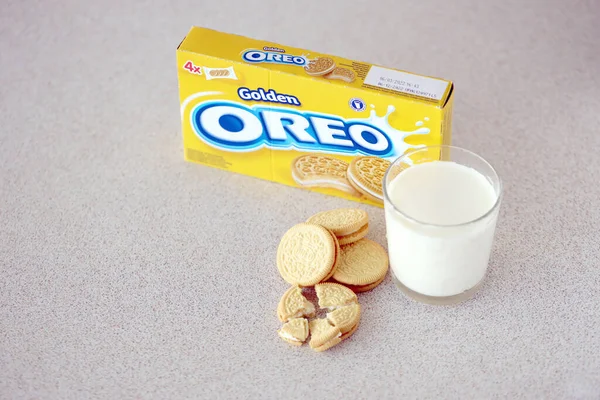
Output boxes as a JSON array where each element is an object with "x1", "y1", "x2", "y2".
[{"x1": 176, "y1": 26, "x2": 454, "y2": 206}]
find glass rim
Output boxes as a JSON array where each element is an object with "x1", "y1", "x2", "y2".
[{"x1": 383, "y1": 145, "x2": 503, "y2": 228}]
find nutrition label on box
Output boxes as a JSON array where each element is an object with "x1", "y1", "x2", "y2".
[{"x1": 364, "y1": 66, "x2": 449, "y2": 101}]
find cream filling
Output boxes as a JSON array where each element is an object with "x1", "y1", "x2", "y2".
[
  {"x1": 279, "y1": 331, "x2": 302, "y2": 342},
  {"x1": 291, "y1": 302, "x2": 315, "y2": 319},
  {"x1": 292, "y1": 169, "x2": 353, "y2": 191},
  {"x1": 347, "y1": 168, "x2": 383, "y2": 200}
]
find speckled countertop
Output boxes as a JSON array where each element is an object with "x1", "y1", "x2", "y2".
[{"x1": 1, "y1": 0, "x2": 599, "y2": 398}]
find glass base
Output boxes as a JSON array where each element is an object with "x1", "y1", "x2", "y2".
[{"x1": 391, "y1": 270, "x2": 485, "y2": 306}]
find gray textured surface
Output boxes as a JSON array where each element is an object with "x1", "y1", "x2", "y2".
[{"x1": 1, "y1": 0, "x2": 600, "y2": 398}]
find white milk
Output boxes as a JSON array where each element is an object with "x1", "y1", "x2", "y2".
[{"x1": 384, "y1": 161, "x2": 499, "y2": 298}]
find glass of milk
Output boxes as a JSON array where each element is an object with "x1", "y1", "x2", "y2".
[{"x1": 383, "y1": 145, "x2": 502, "y2": 305}]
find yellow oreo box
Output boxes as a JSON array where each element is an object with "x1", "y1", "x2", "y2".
[{"x1": 176, "y1": 26, "x2": 454, "y2": 207}]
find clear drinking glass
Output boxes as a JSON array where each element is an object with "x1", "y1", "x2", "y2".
[{"x1": 383, "y1": 145, "x2": 502, "y2": 305}]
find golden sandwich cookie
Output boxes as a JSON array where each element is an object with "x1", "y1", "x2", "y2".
[
  {"x1": 344, "y1": 275, "x2": 387, "y2": 293},
  {"x1": 277, "y1": 285, "x2": 315, "y2": 323},
  {"x1": 314, "y1": 282, "x2": 358, "y2": 310},
  {"x1": 333, "y1": 238, "x2": 389, "y2": 292},
  {"x1": 309, "y1": 318, "x2": 342, "y2": 352},
  {"x1": 314, "y1": 283, "x2": 361, "y2": 346},
  {"x1": 306, "y1": 208, "x2": 369, "y2": 245},
  {"x1": 277, "y1": 223, "x2": 340, "y2": 286},
  {"x1": 327, "y1": 303, "x2": 361, "y2": 340},
  {"x1": 278, "y1": 318, "x2": 309, "y2": 346}
]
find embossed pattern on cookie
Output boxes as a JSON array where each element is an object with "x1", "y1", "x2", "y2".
[
  {"x1": 277, "y1": 223, "x2": 337, "y2": 286},
  {"x1": 333, "y1": 239, "x2": 389, "y2": 291},
  {"x1": 315, "y1": 282, "x2": 358, "y2": 310},
  {"x1": 278, "y1": 317, "x2": 309, "y2": 346},
  {"x1": 277, "y1": 285, "x2": 316, "y2": 322},
  {"x1": 327, "y1": 303, "x2": 361, "y2": 335}
]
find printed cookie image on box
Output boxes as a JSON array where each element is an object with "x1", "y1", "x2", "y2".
[{"x1": 291, "y1": 154, "x2": 361, "y2": 198}]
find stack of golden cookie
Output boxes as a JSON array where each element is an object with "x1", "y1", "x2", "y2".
[{"x1": 275, "y1": 208, "x2": 389, "y2": 352}]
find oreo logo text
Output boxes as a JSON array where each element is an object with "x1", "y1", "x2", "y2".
[
  {"x1": 190, "y1": 101, "x2": 392, "y2": 156},
  {"x1": 242, "y1": 50, "x2": 307, "y2": 66}
]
